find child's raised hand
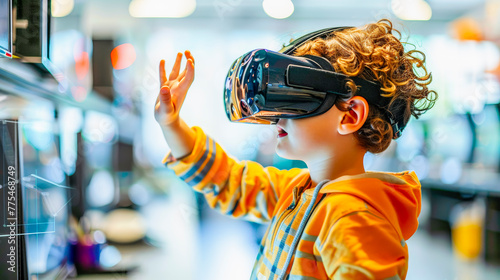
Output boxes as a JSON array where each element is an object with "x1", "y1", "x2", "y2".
[{"x1": 154, "y1": 50, "x2": 195, "y2": 128}]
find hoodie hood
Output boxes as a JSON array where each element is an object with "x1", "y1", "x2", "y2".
[{"x1": 318, "y1": 171, "x2": 421, "y2": 240}]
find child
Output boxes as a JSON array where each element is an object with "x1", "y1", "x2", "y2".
[{"x1": 154, "y1": 19, "x2": 436, "y2": 280}]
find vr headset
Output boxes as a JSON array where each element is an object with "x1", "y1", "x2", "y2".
[{"x1": 223, "y1": 27, "x2": 406, "y2": 139}]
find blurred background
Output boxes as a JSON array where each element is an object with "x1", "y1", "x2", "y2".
[{"x1": 1, "y1": 0, "x2": 500, "y2": 279}]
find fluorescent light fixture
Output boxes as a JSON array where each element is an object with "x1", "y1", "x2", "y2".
[
  {"x1": 263, "y1": 0, "x2": 294, "y2": 19},
  {"x1": 129, "y1": 0, "x2": 196, "y2": 18},
  {"x1": 52, "y1": 0, "x2": 74, "y2": 18},
  {"x1": 392, "y1": 0, "x2": 432, "y2": 21}
]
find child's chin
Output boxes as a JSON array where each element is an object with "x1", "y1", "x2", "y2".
[
  {"x1": 275, "y1": 147, "x2": 287, "y2": 159},
  {"x1": 275, "y1": 146, "x2": 296, "y2": 161}
]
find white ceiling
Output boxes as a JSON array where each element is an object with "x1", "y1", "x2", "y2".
[{"x1": 74, "y1": 0, "x2": 487, "y2": 37}]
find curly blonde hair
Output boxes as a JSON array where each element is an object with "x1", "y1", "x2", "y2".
[{"x1": 293, "y1": 19, "x2": 437, "y2": 153}]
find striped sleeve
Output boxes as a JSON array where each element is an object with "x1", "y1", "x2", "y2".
[{"x1": 163, "y1": 126, "x2": 304, "y2": 223}]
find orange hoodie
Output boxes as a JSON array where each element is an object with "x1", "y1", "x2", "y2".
[
  {"x1": 164, "y1": 126, "x2": 421, "y2": 280},
  {"x1": 310, "y1": 172, "x2": 421, "y2": 279}
]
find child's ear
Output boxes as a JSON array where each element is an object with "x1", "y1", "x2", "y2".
[{"x1": 338, "y1": 96, "x2": 369, "y2": 135}]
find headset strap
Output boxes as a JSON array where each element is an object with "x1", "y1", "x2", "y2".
[{"x1": 286, "y1": 64, "x2": 405, "y2": 139}]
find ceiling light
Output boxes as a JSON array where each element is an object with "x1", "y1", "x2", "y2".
[
  {"x1": 392, "y1": 0, "x2": 432, "y2": 21},
  {"x1": 263, "y1": 0, "x2": 294, "y2": 20},
  {"x1": 129, "y1": 0, "x2": 196, "y2": 18},
  {"x1": 52, "y1": 0, "x2": 74, "y2": 17}
]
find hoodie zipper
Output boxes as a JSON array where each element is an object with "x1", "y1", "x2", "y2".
[
  {"x1": 277, "y1": 179, "x2": 330, "y2": 280},
  {"x1": 270, "y1": 200, "x2": 301, "y2": 255},
  {"x1": 269, "y1": 184, "x2": 308, "y2": 255}
]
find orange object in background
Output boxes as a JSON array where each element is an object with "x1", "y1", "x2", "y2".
[
  {"x1": 450, "y1": 17, "x2": 484, "y2": 41},
  {"x1": 450, "y1": 200, "x2": 485, "y2": 260},
  {"x1": 111, "y1": 43, "x2": 137, "y2": 70},
  {"x1": 452, "y1": 223, "x2": 483, "y2": 260},
  {"x1": 74, "y1": 51, "x2": 90, "y2": 81}
]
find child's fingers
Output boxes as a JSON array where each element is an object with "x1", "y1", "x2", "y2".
[
  {"x1": 178, "y1": 59, "x2": 195, "y2": 99},
  {"x1": 179, "y1": 59, "x2": 194, "y2": 86},
  {"x1": 184, "y1": 50, "x2": 195, "y2": 65},
  {"x1": 177, "y1": 51, "x2": 195, "y2": 80},
  {"x1": 178, "y1": 58, "x2": 193, "y2": 82},
  {"x1": 178, "y1": 68, "x2": 187, "y2": 81},
  {"x1": 168, "y1": 52, "x2": 183, "y2": 81},
  {"x1": 159, "y1": 60, "x2": 167, "y2": 85},
  {"x1": 159, "y1": 86, "x2": 174, "y2": 112}
]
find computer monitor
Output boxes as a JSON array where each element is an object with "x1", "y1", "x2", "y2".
[
  {"x1": 0, "y1": 0, "x2": 12, "y2": 58},
  {"x1": 0, "y1": 119, "x2": 75, "y2": 280},
  {"x1": 14, "y1": 0, "x2": 60, "y2": 75},
  {"x1": 0, "y1": 120, "x2": 28, "y2": 280}
]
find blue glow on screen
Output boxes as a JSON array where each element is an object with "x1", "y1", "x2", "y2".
[{"x1": 21, "y1": 122, "x2": 72, "y2": 278}]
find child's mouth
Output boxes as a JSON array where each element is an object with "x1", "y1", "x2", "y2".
[{"x1": 277, "y1": 126, "x2": 288, "y2": 138}]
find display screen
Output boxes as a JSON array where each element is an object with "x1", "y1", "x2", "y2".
[
  {"x1": 0, "y1": 120, "x2": 22, "y2": 280},
  {"x1": 14, "y1": 0, "x2": 42, "y2": 58},
  {"x1": 20, "y1": 120, "x2": 73, "y2": 279},
  {"x1": 0, "y1": 0, "x2": 11, "y2": 54},
  {"x1": 0, "y1": 120, "x2": 73, "y2": 280}
]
